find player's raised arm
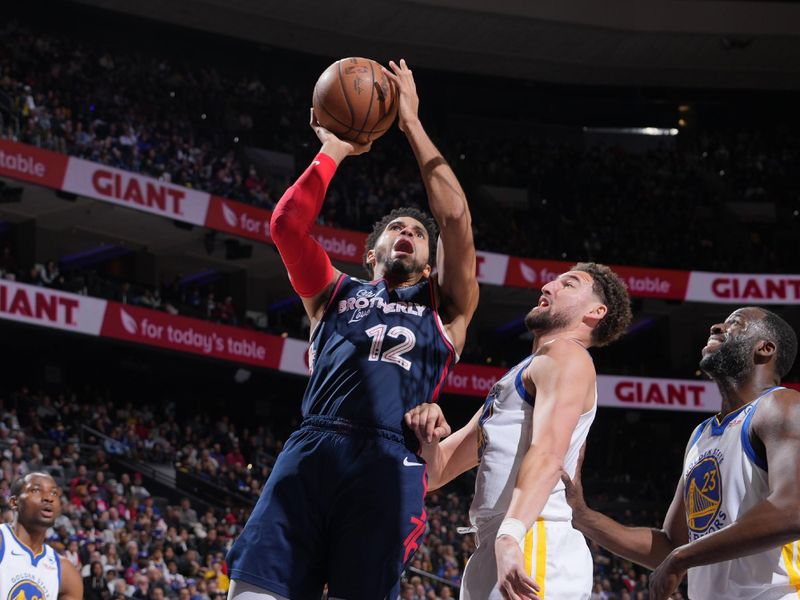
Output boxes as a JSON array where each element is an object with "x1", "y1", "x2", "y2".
[
  {"x1": 383, "y1": 59, "x2": 479, "y2": 354},
  {"x1": 269, "y1": 110, "x2": 371, "y2": 327}
]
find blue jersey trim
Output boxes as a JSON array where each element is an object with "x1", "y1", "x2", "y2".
[
  {"x1": 6, "y1": 523, "x2": 48, "y2": 567},
  {"x1": 688, "y1": 417, "x2": 713, "y2": 450},
  {"x1": 709, "y1": 404, "x2": 750, "y2": 436},
  {"x1": 741, "y1": 401, "x2": 768, "y2": 471},
  {"x1": 0, "y1": 526, "x2": 4, "y2": 564},
  {"x1": 739, "y1": 386, "x2": 785, "y2": 472},
  {"x1": 514, "y1": 356, "x2": 535, "y2": 406},
  {"x1": 710, "y1": 385, "x2": 784, "y2": 436},
  {"x1": 55, "y1": 550, "x2": 62, "y2": 586}
]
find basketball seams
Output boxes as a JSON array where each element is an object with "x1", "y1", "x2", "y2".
[
  {"x1": 368, "y1": 77, "x2": 398, "y2": 139},
  {"x1": 314, "y1": 88, "x2": 355, "y2": 134},
  {"x1": 355, "y1": 62, "x2": 377, "y2": 142},
  {"x1": 336, "y1": 59, "x2": 357, "y2": 139},
  {"x1": 313, "y1": 57, "x2": 399, "y2": 144}
]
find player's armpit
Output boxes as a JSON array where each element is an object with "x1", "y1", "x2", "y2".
[{"x1": 58, "y1": 558, "x2": 83, "y2": 600}]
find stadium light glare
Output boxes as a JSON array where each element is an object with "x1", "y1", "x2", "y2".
[{"x1": 583, "y1": 126, "x2": 679, "y2": 136}]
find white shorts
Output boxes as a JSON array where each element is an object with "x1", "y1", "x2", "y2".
[{"x1": 461, "y1": 516, "x2": 592, "y2": 600}]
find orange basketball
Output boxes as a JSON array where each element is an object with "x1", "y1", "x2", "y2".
[{"x1": 312, "y1": 57, "x2": 398, "y2": 145}]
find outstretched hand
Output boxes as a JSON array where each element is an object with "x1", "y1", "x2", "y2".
[
  {"x1": 309, "y1": 108, "x2": 371, "y2": 163},
  {"x1": 382, "y1": 59, "x2": 420, "y2": 133}
]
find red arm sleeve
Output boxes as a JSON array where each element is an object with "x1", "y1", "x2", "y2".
[{"x1": 270, "y1": 153, "x2": 338, "y2": 298}]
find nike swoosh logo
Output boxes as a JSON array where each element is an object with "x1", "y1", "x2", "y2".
[
  {"x1": 403, "y1": 457, "x2": 424, "y2": 467},
  {"x1": 312, "y1": 160, "x2": 321, "y2": 166},
  {"x1": 10, "y1": 550, "x2": 24, "y2": 556}
]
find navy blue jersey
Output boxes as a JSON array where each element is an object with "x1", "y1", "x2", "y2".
[{"x1": 303, "y1": 274, "x2": 456, "y2": 433}]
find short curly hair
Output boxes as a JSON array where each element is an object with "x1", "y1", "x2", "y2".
[
  {"x1": 757, "y1": 309, "x2": 798, "y2": 379},
  {"x1": 572, "y1": 262, "x2": 632, "y2": 347},
  {"x1": 362, "y1": 208, "x2": 438, "y2": 278}
]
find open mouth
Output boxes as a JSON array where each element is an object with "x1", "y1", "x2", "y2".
[
  {"x1": 537, "y1": 296, "x2": 550, "y2": 308},
  {"x1": 393, "y1": 239, "x2": 414, "y2": 254}
]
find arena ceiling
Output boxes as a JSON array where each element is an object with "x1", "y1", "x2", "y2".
[{"x1": 72, "y1": 0, "x2": 800, "y2": 89}]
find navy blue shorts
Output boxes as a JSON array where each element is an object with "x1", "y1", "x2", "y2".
[{"x1": 227, "y1": 416, "x2": 428, "y2": 600}]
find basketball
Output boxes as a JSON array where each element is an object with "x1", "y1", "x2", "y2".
[{"x1": 312, "y1": 57, "x2": 398, "y2": 145}]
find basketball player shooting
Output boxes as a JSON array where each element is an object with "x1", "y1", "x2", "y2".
[
  {"x1": 3, "y1": 473, "x2": 83, "y2": 600},
  {"x1": 226, "y1": 59, "x2": 479, "y2": 600},
  {"x1": 405, "y1": 263, "x2": 632, "y2": 600},
  {"x1": 563, "y1": 307, "x2": 800, "y2": 600}
]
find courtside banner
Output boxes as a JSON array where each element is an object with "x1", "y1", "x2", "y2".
[
  {"x1": 442, "y1": 364, "x2": 722, "y2": 411},
  {"x1": 476, "y1": 251, "x2": 511, "y2": 286},
  {"x1": 686, "y1": 272, "x2": 800, "y2": 304},
  {"x1": 206, "y1": 196, "x2": 368, "y2": 263},
  {"x1": 444, "y1": 363, "x2": 505, "y2": 396},
  {"x1": 310, "y1": 224, "x2": 367, "y2": 264},
  {"x1": 597, "y1": 375, "x2": 720, "y2": 413},
  {"x1": 62, "y1": 157, "x2": 211, "y2": 225},
  {"x1": 0, "y1": 139, "x2": 69, "y2": 189},
  {"x1": 99, "y1": 302, "x2": 285, "y2": 369},
  {"x1": 0, "y1": 280, "x2": 106, "y2": 334},
  {"x1": 206, "y1": 196, "x2": 273, "y2": 242},
  {"x1": 2, "y1": 141, "x2": 799, "y2": 305},
  {"x1": 0, "y1": 284, "x2": 793, "y2": 409},
  {"x1": 505, "y1": 257, "x2": 689, "y2": 300}
]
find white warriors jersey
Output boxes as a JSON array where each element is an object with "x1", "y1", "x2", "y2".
[
  {"x1": 0, "y1": 523, "x2": 61, "y2": 600},
  {"x1": 470, "y1": 354, "x2": 597, "y2": 525},
  {"x1": 684, "y1": 386, "x2": 800, "y2": 600}
]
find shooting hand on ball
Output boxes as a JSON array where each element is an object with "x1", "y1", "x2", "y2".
[
  {"x1": 384, "y1": 59, "x2": 420, "y2": 133},
  {"x1": 310, "y1": 108, "x2": 372, "y2": 164}
]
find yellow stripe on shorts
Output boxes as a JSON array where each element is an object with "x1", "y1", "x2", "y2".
[
  {"x1": 783, "y1": 542, "x2": 800, "y2": 597},
  {"x1": 535, "y1": 519, "x2": 546, "y2": 599},
  {"x1": 522, "y1": 520, "x2": 546, "y2": 597}
]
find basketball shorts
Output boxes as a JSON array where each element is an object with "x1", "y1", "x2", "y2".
[
  {"x1": 226, "y1": 416, "x2": 428, "y2": 600},
  {"x1": 461, "y1": 513, "x2": 593, "y2": 600}
]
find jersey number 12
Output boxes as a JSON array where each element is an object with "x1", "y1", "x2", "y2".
[{"x1": 365, "y1": 325, "x2": 416, "y2": 371}]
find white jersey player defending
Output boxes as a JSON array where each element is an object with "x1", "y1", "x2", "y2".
[
  {"x1": 2, "y1": 472, "x2": 82, "y2": 600},
  {"x1": 563, "y1": 307, "x2": 800, "y2": 600},
  {"x1": 405, "y1": 263, "x2": 631, "y2": 600}
]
